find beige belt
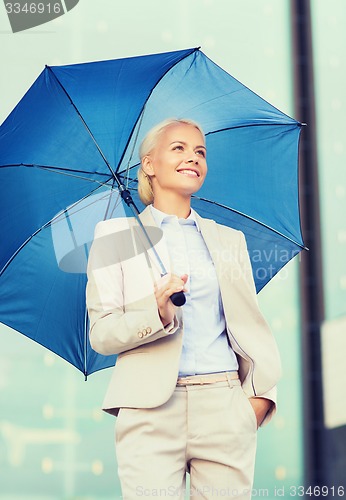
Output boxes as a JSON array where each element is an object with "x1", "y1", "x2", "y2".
[{"x1": 176, "y1": 371, "x2": 239, "y2": 386}]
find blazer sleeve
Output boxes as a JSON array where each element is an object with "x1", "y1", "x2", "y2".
[
  {"x1": 238, "y1": 231, "x2": 279, "y2": 426},
  {"x1": 86, "y1": 221, "x2": 179, "y2": 356}
]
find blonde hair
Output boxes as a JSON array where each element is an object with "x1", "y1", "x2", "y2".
[{"x1": 137, "y1": 118, "x2": 205, "y2": 205}]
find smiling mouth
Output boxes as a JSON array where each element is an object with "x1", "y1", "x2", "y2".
[{"x1": 176, "y1": 169, "x2": 200, "y2": 177}]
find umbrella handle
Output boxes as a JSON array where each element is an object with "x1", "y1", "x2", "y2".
[{"x1": 170, "y1": 290, "x2": 186, "y2": 307}]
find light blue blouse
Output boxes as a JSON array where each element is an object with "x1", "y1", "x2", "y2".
[{"x1": 150, "y1": 204, "x2": 239, "y2": 377}]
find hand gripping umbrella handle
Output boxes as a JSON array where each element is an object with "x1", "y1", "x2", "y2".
[
  {"x1": 170, "y1": 290, "x2": 186, "y2": 307},
  {"x1": 160, "y1": 272, "x2": 186, "y2": 307}
]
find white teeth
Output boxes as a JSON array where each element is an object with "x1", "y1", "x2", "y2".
[{"x1": 177, "y1": 169, "x2": 198, "y2": 177}]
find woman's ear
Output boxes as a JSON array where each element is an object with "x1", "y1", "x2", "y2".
[{"x1": 142, "y1": 156, "x2": 155, "y2": 177}]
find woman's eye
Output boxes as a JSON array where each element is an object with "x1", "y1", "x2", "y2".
[
  {"x1": 196, "y1": 149, "x2": 206, "y2": 157},
  {"x1": 173, "y1": 145, "x2": 184, "y2": 151}
]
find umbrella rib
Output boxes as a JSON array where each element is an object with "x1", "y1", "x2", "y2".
[
  {"x1": 1, "y1": 163, "x2": 112, "y2": 186},
  {"x1": 46, "y1": 66, "x2": 120, "y2": 187},
  {"x1": 0, "y1": 183, "x2": 111, "y2": 277},
  {"x1": 202, "y1": 50, "x2": 304, "y2": 125},
  {"x1": 117, "y1": 164, "x2": 140, "y2": 177},
  {"x1": 114, "y1": 47, "x2": 201, "y2": 175},
  {"x1": 37, "y1": 165, "x2": 110, "y2": 178},
  {"x1": 35, "y1": 164, "x2": 113, "y2": 185},
  {"x1": 116, "y1": 122, "x2": 300, "y2": 175},
  {"x1": 204, "y1": 122, "x2": 302, "y2": 136},
  {"x1": 100, "y1": 172, "x2": 308, "y2": 251},
  {"x1": 121, "y1": 177, "x2": 307, "y2": 250},
  {"x1": 191, "y1": 195, "x2": 308, "y2": 250}
]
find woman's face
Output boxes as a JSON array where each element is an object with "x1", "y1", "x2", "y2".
[{"x1": 143, "y1": 123, "x2": 207, "y2": 199}]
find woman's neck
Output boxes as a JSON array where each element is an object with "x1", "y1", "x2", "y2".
[{"x1": 153, "y1": 193, "x2": 191, "y2": 219}]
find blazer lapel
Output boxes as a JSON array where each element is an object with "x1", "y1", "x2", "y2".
[
  {"x1": 138, "y1": 206, "x2": 171, "y2": 281},
  {"x1": 194, "y1": 213, "x2": 223, "y2": 275},
  {"x1": 195, "y1": 213, "x2": 239, "y2": 308}
]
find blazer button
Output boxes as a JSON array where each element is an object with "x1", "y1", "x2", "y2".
[
  {"x1": 138, "y1": 331, "x2": 144, "y2": 338},
  {"x1": 146, "y1": 327, "x2": 152, "y2": 335}
]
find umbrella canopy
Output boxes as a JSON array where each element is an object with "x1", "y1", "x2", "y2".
[{"x1": 0, "y1": 47, "x2": 305, "y2": 377}]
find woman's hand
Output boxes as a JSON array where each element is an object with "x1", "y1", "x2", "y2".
[
  {"x1": 155, "y1": 273, "x2": 188, "y2": 327},
  {"x1": 248, "y1": 397, "x2": 273, "y2": 428}
]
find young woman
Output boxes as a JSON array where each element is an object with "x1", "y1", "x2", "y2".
[{"x1": 86, "y1": 119, "x2": 281, "y2": 499}]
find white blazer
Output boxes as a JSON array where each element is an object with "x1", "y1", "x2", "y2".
[{"x1": 86, "y1": 206, "x2": 281, "y2": 425}]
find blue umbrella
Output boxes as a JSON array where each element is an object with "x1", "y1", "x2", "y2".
[{"x1": 0, "y1": 47, "x2": 306, "y2": 377}]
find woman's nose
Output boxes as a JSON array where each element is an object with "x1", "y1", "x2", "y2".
[{"x1": 185, "y1": 153, "x2": 199, "y2": 164}]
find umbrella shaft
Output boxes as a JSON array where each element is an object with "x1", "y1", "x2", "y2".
[
  {"x1": 120, "y1": 187, "x2": 167, "y2": 276},
  {"x1": 119, "y1": 187, "x2": 186, "y2": 306}
]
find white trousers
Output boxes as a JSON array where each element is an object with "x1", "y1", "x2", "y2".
[{"x1": 115, "y1": 374, "x2": 257, "y2": 499}]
